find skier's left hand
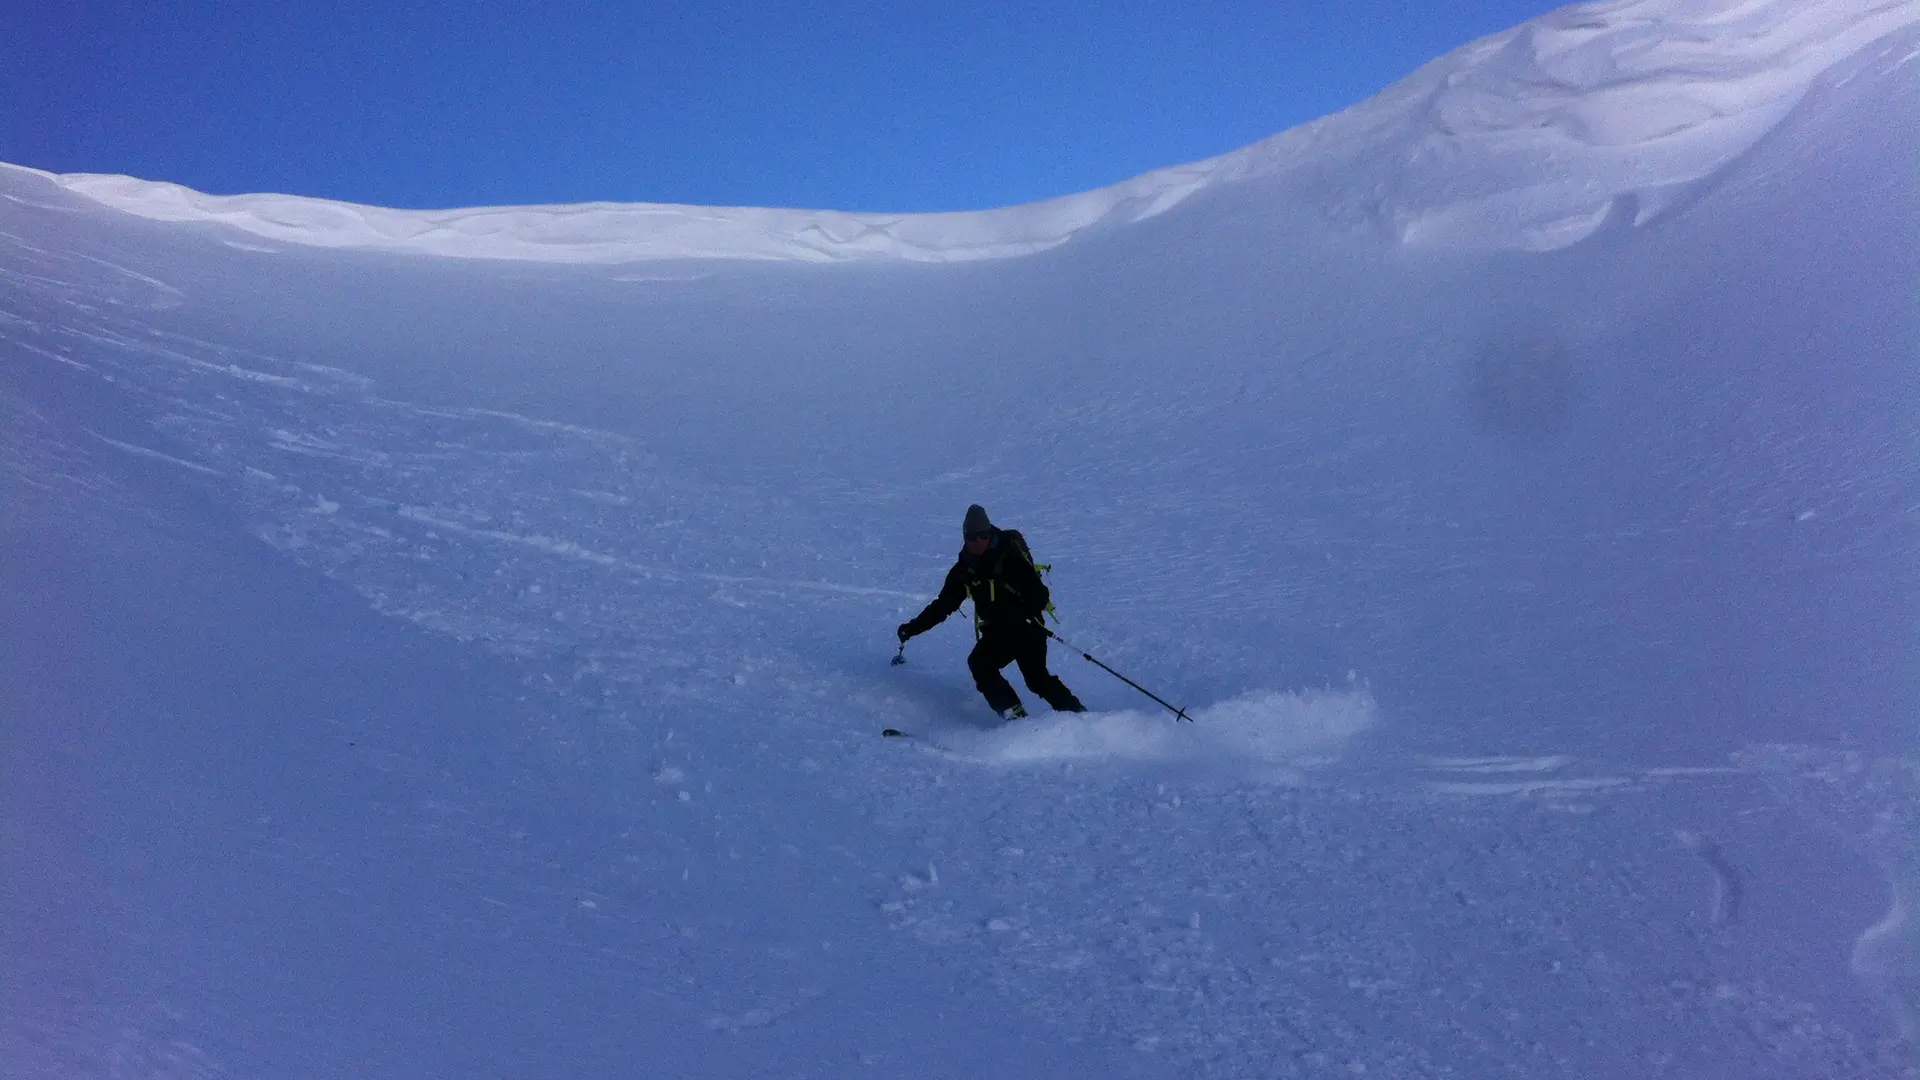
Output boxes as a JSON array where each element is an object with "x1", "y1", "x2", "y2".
[{"x1": 896, "y1": 623, "x2": 913, "y2": 643}]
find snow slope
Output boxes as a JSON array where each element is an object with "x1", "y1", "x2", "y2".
[
  {"x1": 4, "y1": 1, "x2": 1917, "y2": 1077},
  {"x1": 16, "y1": 0, "x2": 1920, "y2": 261}
]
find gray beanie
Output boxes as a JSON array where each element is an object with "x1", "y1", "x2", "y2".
[{"x1": 963, "y1": 504, "x2": 992, "y2": 536}]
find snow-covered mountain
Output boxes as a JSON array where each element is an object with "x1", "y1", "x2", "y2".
[
  {"x1": 4, "y1": 1, "x2": 1916, "y2": 1077},
  {"x1": 23, "y1": 0, "x2": 1920, "y2": 261}
]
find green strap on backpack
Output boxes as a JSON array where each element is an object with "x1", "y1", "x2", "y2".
[{"x1": 968, "y1": 528, "x2": 1058, "y2": 632}]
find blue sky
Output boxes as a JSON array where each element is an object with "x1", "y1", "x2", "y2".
[{"x1": 6, "y1": 0, "x2": 1569, "y2": 212}]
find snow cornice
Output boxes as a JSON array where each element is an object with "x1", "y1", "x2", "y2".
[{"x1": 13, "y1": 0, "x2": 1916, "y2": 261}]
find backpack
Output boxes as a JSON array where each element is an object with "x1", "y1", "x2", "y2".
[{"x1": 969, "y1": 528, "x2": 1058, "y2": 631}]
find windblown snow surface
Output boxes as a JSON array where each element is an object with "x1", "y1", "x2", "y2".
[{"x1": 4, "y1": 1, "x2": 1917, "y2": 1077}]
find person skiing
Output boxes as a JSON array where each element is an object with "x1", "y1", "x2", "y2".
[{"x1": 897, "y1": 504, "x2": 1086, "y2": 720}]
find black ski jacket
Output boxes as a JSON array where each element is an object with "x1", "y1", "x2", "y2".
[{"x1": 902, "y1": 528, "x2": 1049, "y2": 638}]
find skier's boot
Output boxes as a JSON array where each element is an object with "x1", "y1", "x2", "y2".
[{"x1": 998, "y1": 703, "x2": 1029, "y2": 722}]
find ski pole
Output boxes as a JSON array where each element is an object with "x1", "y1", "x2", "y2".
[
  {"x1": 891, "y1": 642, "x2": 906, "y2": 667},
  {"x1": 1045, "y1": 629, "x2": 1190, "y2": 722}
]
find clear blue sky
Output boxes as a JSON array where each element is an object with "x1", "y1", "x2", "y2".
[{"x1": 4, "y1": 1, "x2": 1569, "y2": 212}]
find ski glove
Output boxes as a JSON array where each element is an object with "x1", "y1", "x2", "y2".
[{"x1": 896, "y1": 623, "x2": 913, "y2": 643}]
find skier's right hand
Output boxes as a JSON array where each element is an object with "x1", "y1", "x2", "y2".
[{"x1": 896, "y1": 623, "x2": 913, "y2": 643}]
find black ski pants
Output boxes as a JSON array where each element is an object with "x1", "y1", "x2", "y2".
[{"x1": 968, "y1": 623, "x2": 1085, "y2": 714}]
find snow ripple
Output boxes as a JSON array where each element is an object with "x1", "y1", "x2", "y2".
[{"x1": 1739, "y1": 744, "x2": 1920, "y2": 1041}]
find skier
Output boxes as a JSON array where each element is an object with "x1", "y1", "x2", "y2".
[{"x1": 897, "y1": 504, "x2": 1086, "y2": 720}]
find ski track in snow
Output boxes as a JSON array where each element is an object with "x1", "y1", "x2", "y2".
[
  {"x1": 5, "y1": 266, "x2": 1917, "y2": 1077},
  {"x1": 878, "y1": 689, "x2": 1379, "y2": 786},
  {"x1": 6, "y1": 7, "x2": 1919, "y2": 1071}
]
